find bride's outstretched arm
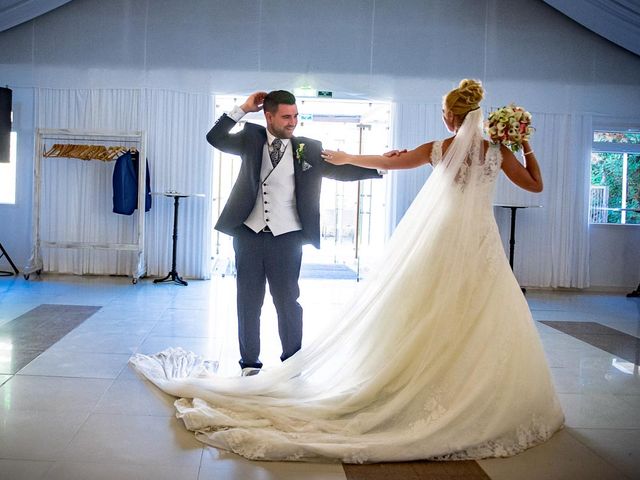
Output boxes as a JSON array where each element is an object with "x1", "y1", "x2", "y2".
[
  {"x1": 322, "y1": 142, "x2": 433, "y2": 170},
  {"x1": 500, "y1": 140, "x2": 543, "y2": 192}
]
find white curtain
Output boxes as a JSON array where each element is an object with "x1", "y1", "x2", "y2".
[
  {"x1": 387, "y1": 103, "x2": 449, "y2": 235},
  {"x1": 493, "y1": 111, "x2": 592, "y2": 288},
  {"x1": 35, "y1": 87, "x2": 214, "y2": 279},
  {"x1": 387, "y1": 102, "x2": 592, "y2": 288},
  {"x1": 144, "y1": 89, "x2": 214, "y2": 280}
]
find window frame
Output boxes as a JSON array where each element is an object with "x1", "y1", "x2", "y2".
[{"x1": 589, "y1": 130, "x2": 640, "y2": 226}]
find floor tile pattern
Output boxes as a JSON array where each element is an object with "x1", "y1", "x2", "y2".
[{"x1": 0, "y1": 276, "x2": 638, "y2": 479}]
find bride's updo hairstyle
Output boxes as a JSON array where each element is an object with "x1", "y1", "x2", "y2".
[{"x1": 444, "y1": 79, "x2": 484, "y2": 120}]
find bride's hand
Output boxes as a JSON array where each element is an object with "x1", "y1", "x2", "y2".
[
  {"x1": 383, "y1": 149, "x2": 407, "y2": 157},
  {"x1": 321, "y1": 149, "x2": 350, "y2": 165}
]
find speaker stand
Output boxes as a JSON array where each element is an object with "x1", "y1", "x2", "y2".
[{"x1": 0, "y1": 242, "x2": 19, "y2": 276}]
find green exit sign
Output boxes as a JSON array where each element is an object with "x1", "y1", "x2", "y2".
[{"x1": 317, "y1": 90, "x2": 333, "y2": 98}]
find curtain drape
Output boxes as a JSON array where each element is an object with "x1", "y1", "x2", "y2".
[
  {"x1": 493, "y1": 111, "x2": 592, "y2": 288},
  {"x1": 387, "y1": 104, "x2": 449, "y2": 235},
  {"x1": 35, "y1": 87, "x2": 214, "y2": 279},
  {"x1": 144, "y1": 89, "x2": 214, "y2": 280},
  {"x1": 388, "y1": 102, "x2": 592, "y2": 288}
]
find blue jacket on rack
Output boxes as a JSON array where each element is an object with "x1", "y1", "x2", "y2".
[{"x1": 112, "y1": 151, "x2": 151, "y2": 215}]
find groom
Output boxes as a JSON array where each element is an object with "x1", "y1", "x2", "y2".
[{"x1": 207, "y1": 90, "x2": 381, "y2": 376}]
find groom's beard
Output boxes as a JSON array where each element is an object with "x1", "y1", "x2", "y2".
[{"x1": 268, "y1": 124, "x2": 296, "y2": 139}]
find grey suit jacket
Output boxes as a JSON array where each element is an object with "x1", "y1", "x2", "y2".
[{"x1": 206, "y1": 114, "x2": 381, "y2": 248}]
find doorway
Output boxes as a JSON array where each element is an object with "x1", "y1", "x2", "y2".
[{"x1": 211, "y1": 95, "x2": 391, "y2": 280}]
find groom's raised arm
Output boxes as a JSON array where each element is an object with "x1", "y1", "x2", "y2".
[
  {"x1": 298, "y1": 138, "x2": 379, "y2": 181},
  {"x1": 321, "y1": 160, "x2": 382, "y2": 182},
  {"x1": 301, "y1": 140, "x2": 381, "y2": 181},
  {"x1": 206, "y1": 106, "x2": 247, "y2": 156},
  {"x1": 317, "y1": 144, "x2": 382, "y2": 181}
]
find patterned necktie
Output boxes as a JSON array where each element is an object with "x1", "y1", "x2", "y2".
[{"x1": 270, "y1": 138, "x2": 283, "y2": 168}]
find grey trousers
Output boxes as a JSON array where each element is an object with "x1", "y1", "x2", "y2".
[{"x1": 232, "y1": 226, "x2": 304, "y2": 369}]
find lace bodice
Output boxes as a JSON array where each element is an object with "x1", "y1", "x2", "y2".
[{"x1": 430, "y1": 139, "x2": 502, "y2": 200}]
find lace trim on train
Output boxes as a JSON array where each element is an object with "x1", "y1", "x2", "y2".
[
  {"x1": 211, "y1": 414, "x2": 558, "y2": 463},
  {"x1": 432, "y1": 415, "x2": 557, "y2": 460}
]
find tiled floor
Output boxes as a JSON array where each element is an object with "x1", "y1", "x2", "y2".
[{"x1": 0, "y1": 273, "x2": 639, "y2": 480}]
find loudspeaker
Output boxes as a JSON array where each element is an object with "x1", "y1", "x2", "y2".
[{"x1": 0, "y1": 87, "x2": 12, "y2": 164}]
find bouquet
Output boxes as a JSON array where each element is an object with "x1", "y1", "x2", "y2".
[{"x1": 486, "y1": 104, "x2": 533, "y2": 152}]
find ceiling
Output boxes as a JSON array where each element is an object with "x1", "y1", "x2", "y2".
[{"x1": 1, "y1": 0, "x2": 638, "y2": 57}]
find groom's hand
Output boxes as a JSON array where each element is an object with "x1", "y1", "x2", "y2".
[
  {"x1": 383, "y1": 149, "x2": 407, "y2": 157},
  {"x1": 241, "y1": 92, "x2": 268, "y2": 113}
]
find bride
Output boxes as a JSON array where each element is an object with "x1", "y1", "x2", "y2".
[{"x1": 130, "y1": 79, "x2": 564, "y2": 463}]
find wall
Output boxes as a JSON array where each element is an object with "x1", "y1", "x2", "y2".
[
  {"x1": 1, "y1": 0, "x2": 639, "y2": 288},
  {"x1": 590, "y1": 225, "x2": 640, "y2": 289}
]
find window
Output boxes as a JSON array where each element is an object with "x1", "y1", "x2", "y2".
[
  {"x1": 589, "y1": 130, "x2": 640, "y2": 225},
  {"x1": 0, "y1": 132, "x2": 16, "y2": 204}
]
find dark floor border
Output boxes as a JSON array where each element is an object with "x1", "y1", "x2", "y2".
[
  {"x1": 541, "y1": 321, "x2": 640, "y2": 365},
  {"x1": 343, "y1": 460, "x2": 491, "y2": 480},
  {"x1": 0, "y1": 304, "x2": 100, "y2": 374}
]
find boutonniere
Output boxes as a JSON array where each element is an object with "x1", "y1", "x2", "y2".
[{"x1": 296, "y1": 143, "x2": 312, "y2": 171}]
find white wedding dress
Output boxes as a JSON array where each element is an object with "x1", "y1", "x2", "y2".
[{"x1": 130, "y1": 109, "x2": 564, "y2": 463}]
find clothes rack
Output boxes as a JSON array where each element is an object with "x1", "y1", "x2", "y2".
[
  {"x1": 24, "y1": 129, "x2": 147, "y2": 283},
  {"x1": 43, "y1": 143, "x2": 138, "y2": 162}
]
